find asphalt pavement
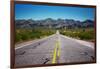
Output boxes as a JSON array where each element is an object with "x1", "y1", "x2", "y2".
[{"x1": 15, "y1": 31, "x2": 95, "y2": 67}]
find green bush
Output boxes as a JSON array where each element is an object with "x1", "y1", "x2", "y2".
[
  {"x1": 15, "y1": 34, "x2": 22, "y2": 42},
  {"x1": 78, "y1": 32, "x2": 93, "y2": 40},
  {"x1": 20, "y1": 33, "x2": 30, "y2": 40}
]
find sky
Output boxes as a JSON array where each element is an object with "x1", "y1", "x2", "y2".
[{"x1": 15, "y1": 4, "x2": 95, "y2": 21}]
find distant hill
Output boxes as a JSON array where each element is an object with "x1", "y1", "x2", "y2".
[{"x1": 15, "y1": 18, "x2": 94, "y2": 29}]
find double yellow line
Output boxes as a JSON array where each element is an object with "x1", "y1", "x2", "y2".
[{"x1": 52, "y1": 39, "x2": 60, "y2": 64}]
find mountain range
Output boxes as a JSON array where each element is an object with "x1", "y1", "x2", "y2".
[{"x1": 15, "y1": 18, "x2": 94, "y2": 29}]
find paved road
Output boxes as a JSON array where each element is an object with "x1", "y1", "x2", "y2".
[{"x1": 15, "y1": 31, "x2": 95, "y2": 67}]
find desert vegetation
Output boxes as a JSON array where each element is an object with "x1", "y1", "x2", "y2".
[
  {"x1": 15, "y1": 28, "x2": 55, "y2": 43},
  {"x1": 60, "y1": 28, "x2": 95, "y2": 42}
]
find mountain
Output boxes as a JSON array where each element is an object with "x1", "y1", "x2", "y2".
[{"x1": 15, "y1": 18, "x2": 94, "y2": 29}]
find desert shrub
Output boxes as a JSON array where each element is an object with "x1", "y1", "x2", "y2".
[
  {"x1": 15, "y1": 33, "x2": 22, "y2": 42},
  {"x1": 20, "y1": 33, "x2": 30, "y2": 40},
  {"x1": 78, "y1": 32, "x2": 93, "y2": 40}
]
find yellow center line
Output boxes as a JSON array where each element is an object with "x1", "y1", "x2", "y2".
[
  {"x1": 52, "y1": 39, "x2": 61, "y2": 64},
  {"x1": 52, "y1": 42, "x2": 57, "y2": 63}
]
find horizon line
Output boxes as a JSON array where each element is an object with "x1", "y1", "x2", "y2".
[{"x1": 15, "y1": 18, "x2": 94, "y2": 22}]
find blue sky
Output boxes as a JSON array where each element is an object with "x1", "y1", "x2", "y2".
[{"x1": 15, "y1": 4, "x2": 95, "y2": 21}]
